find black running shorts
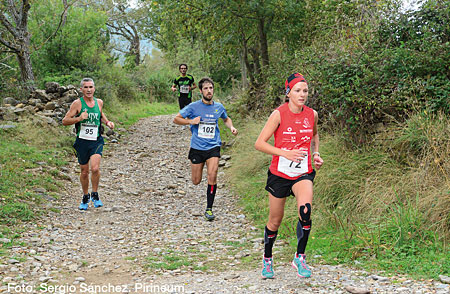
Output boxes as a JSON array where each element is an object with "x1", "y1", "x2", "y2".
[
  {"x1": 265, "y1": 169, "x2": 316, "y2": 198},
  {"x1": 188, "y1": 146, "x2": 220, "y2": 164},
  {"x1": 178, "y1": 96, "x2": 192, "y2": 110},
  {"x1": 73, "y1": 136, "x2": 104, "y2": 165}
]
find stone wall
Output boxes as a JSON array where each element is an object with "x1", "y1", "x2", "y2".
[{"x1": 0, "y1": 82, "x2": 79, "y2": 126}]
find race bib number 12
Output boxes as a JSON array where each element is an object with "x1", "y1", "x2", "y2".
[{"x1": 277, "y1": 154, "x2": 308, "y2": 177}]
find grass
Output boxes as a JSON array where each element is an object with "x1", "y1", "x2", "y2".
[
  {"x1": 104, "y1": 100, "x2": 179, "y2": 128},
  {"x1": 146, "y1": 250, "x2": 192, "y2": 271},
  {"x1": 226, "y1": 113, "x2": 450, "y2": 279}
]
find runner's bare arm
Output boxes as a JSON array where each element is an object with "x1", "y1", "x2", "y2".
[
  {"x1": 62, "y1": 100, "x2": 85, "y2": 126},
  {"x1": 98, "y1": 99, "x2": 114, "y2": 129},
  {"x1": 311, "y1": 110, "x2": 323, "y2": 169},
  {"x1": 223, "y1": 117, "x2": 238, "y2": 135},
  {"x1": 173, "y1": 113, "x2": 200, "y2": 125}
]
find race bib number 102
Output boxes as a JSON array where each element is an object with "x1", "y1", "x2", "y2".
[{"x1": 198, "y1": 122, "x2": 216, "y2": 139}]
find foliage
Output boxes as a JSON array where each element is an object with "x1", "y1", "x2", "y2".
[{"x1": 30, "y1": 0, "x2": 111, "y2": 80}]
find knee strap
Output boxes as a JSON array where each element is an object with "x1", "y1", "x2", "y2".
[{"x1": 299, "y1": 203, "x2": 311, "y2": 223}]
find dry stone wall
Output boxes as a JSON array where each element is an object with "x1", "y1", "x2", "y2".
[{"x1": 0, "y1": 82, "x2": 79, "y2": 126}]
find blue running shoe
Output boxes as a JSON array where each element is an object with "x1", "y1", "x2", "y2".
[
  {"x1": 79, "y1": 193, "x2": 90, "y2": 210},
  {"x1": 261, "y1": 256, "x2": 274, "y2": 279},
  {"x1": 292, "y1": 253, "x2": 311, "y2": 278},
  {"x1": 91, "y1": 192, "x2": 103, "y2": 208}
]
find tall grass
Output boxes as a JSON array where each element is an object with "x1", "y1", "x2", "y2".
[{"x1": 226, "y1": 112, "x2": 450, "y2": 278}]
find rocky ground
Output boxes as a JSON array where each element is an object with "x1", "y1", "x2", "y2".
[{"x1": 0, "y1": 115, "x2": 449, "y2": 294}]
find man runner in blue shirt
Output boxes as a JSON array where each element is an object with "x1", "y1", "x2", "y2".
[{"x1": 173, "y1": 77, "x2": 238, "y2": 220}]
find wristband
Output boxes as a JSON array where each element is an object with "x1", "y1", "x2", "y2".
[{"x1": 312, "y1": 152, "x2": 320, "y2": 157}]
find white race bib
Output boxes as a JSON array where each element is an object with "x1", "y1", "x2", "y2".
[
  {"x1": 198, "y1": 122, "x2": 216, "y2": 139},
  {"x1": 277, "y1": 154, "x2": 308, "y2": 177},
  {"x1": 180, "y1": 85, "x2": 190, "y2": 94},
  {"x1": 79, "y1": 123, "x2": 98, "y2": 141}
]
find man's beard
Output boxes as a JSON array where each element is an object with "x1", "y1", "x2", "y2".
[{"x1": 202, "y1": 95, "x2": 212, "y2": 101}]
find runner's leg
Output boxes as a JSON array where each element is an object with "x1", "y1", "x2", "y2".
[
  {"x1": 90, "y1": 154, "x2": 101, "y2": 192},
  {"x1": 191, "y1": 162, "x2": 205, "y2": 185},
  {"x1": 80, "y1": 163, "x2": 90, "y2": 195}
]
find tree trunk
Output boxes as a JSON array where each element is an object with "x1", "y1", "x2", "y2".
[
  {"x1": 17, "y1": 31, "x2": 35, "y2": 91},
  {"x1": 17, "y1": 49, "x2": 35, "y2": 91},
  {"x1": 132, "y1": 35, "x2": 140, "y2": 66},
  {"x1": 258, "y1": 17, "x2": 269, "y2": 71}
]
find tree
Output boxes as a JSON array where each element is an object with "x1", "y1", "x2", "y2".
[
  {"x1": 100, "y1": 0, "x2": 157, "y2": 67},
  {"x1": 0, "y1": 0, "x2": 71, "y2": 90}
]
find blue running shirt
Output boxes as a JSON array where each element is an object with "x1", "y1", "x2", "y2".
[{"x1": 179, "y1": 100, "x2": 228, "y2": 150}]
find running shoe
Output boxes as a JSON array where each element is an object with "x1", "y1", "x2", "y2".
[
  {"x1": 91, "y1": 192, "x2": 103, "y2": 208},
  {"x1": 261, "y1": 256, "x2": 274, "y2": 279},
  {"x1": 204, "y1": 208, "x2": 215, "y2": 221},
  {"x1": 292, "y1": 253, "x2": 311, "y2": 278},
  {"x1": 79, "y1": 193, "x2": 90, "y2": 210}
]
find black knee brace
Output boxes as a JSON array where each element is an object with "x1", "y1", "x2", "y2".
[
  {"x1": 300, "y1": 203, "x2": 311, "y2": 223},
  {"x1": 296, "y1": 203, "x2": 312, "y2": 240}
]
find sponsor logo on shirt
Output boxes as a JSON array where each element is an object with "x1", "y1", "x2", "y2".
[
  {"x1": 283, "y1": 127, "x2": 296, "y2": 135},
  {"x1": 303, "y1": 118, "x2": 311, "y2": 129},
  {"x1": 300, "y1": 136, "x2": 311, "y2": 142}
]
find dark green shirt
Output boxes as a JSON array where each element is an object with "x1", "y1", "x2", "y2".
[{"x1": 173, "y1": 74, "x2": 195, "y2": 99}]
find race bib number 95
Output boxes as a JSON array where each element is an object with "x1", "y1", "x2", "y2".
[{"x1": 79, "y1": 123, "x2": 98, "y2": 141}]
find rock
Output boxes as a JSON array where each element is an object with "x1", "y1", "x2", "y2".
[
  {"x1": 0, "y1": 238, "x2": 11, "y2": 243},
  {"x1": 44, "y1": 102, "x2": 57, "y2": 110},
  {"x1": 8, "y1": 259, "x2": 20, "y2": 264},
  {"x1": 371, "y1": 274, "x2": 388, "y2": 282},
  {"x1": 0, "y1": 125, "x2": 16, "y2": 129},
  {"x1": 45, "y1": 82, "x2": 60, "y2": 93},
  {"x1": 219, "y1": 160, "x2": 226, "y2": 167},
  {"x1": 221, "y1": 155, "x2": 231, "y2": 161},
  {"x1": 439, "y1": 275, "x2": 450, "y2": 284},
  {"x1": 39, "y1": 276, "x2": 52, "y2": 282},
  {"x1": 345, "y1": 286, "x2": 371, "y2": 294},
  {"x1": 57, "y1": 85, "x2": 68, "y2": 94},
  {"x1": 224, "y1": 274, "x2": 240, "y2": 280},
  {"x1": 3, "y1": 97, "x2": 18, "y2": 106},
  {"x1": 13, "y1": 108, "x2": 26, "y2": 115},
  {"x1": 75, "y1": 277, "x2": 86, "y2": 282},
  {"x1": 33, "y1": 89, "x2": 50, "y2": 102}
]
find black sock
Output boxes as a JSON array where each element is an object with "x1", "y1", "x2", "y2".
[
  {"x1": 264, "y1": 226, "x2": 278, "y2": 258},
  {"x1": 296, "y1": 219, "x2": 311, "y2": 255},
  {"x1": 206, "y1": 184, "x2": 217, "y2": 209}
]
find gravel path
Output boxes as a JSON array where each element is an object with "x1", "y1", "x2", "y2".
[{"x1": 1, "y1": 115, "x2": 448, "y2": 294}]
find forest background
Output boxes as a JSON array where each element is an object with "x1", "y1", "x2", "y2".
[{"x1": 1, "y1": 0, "x2": 449, "y2": 279}]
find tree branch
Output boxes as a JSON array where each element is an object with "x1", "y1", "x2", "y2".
[
  {"x1": 33, "y1": 0, "x2": 76, "y2": 52},
  {"x1": 0, "y1": 12, "x2": 19, "y2": 38}
]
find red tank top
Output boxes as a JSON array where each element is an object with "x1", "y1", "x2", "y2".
[{"x1": 269, "y1": 103, "x2": 315, "y2": 180}]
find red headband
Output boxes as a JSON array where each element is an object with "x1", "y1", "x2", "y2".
[{"x1": 285, "y1": 73, "x2": 307, "y2": 95}]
